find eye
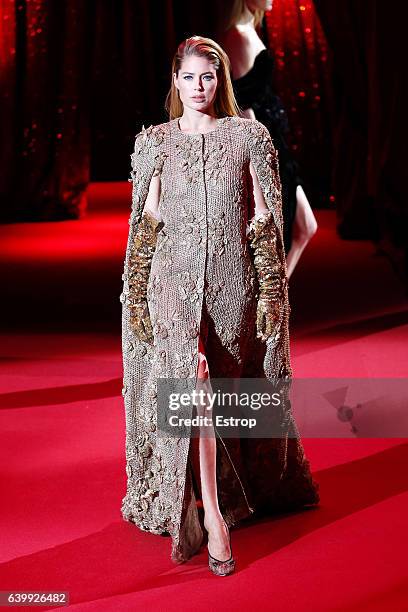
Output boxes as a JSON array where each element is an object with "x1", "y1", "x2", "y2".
[
  {"x1": 203, "y1": 75, "x2": 214, "y2": 80},
  {"x1": 183, "y1": 75, "x2": 193, "y2": 80}
]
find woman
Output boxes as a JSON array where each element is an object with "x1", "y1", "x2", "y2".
[
  {"x1": 120, "y1": 35, "x2": 319, "y2": 576},
  {"x1": 218, "y1": 0, "x2": 318, "y2": 276}
]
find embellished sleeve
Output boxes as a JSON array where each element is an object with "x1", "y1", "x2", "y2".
[
  {"x1": 246, "y1": 119, "x2": 292, "y2": 378},
  {"x1": 129, "y1": 124, "x2": 166, "y2": 223},
  {"x1": 120, "y1": 124, "x2": 166, "y2": 312},
  {"x1": 246, "y1": 119, "x2": 285, "y2": 253}
]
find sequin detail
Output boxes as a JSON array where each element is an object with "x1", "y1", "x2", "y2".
[{"x1": 121, "y1": 117, "x2": 319, "y2": 566}]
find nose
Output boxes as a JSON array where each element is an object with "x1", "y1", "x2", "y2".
[{"x1": 194, "y1": 78, "x2": 204, "y2": 91}]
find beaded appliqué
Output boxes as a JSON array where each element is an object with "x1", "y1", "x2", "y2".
[
  {"x1": 175, "y1": 139, "x2": 203, "y2": 184},
  {"x1": 177, "y1": 271, "x2": 205, "y2": 303},
  {"x1": 204, "y1": 141, "x2": 228, "y2": 185}
]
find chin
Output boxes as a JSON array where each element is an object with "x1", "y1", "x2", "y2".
[{"x1": 186, "y1": 102, "x2": 211, "y2": 112}]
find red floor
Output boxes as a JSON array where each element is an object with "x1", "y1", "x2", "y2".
[{"x1": 0, "y1": 183, "x2": 407, "y2": 610}]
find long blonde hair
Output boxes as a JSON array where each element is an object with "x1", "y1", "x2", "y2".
[
  {"x1": 218, "y1": 0, "x2": 264, "y2": 34},
  {"x1": 164, "y1": 36, "x2": 240, "y2": 120}
]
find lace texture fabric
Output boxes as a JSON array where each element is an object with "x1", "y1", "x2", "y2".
[{"x1": 120, "y1": 116, "x2": 319, "y2": 564}]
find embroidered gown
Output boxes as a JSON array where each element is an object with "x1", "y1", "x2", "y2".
[{"x1": 120, "y1": 116, "x2": 319, "y2": 564}]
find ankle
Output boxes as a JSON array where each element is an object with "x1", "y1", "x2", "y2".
[{"x1": 204, "y1": 513, "x2": 226, "y2": 532}]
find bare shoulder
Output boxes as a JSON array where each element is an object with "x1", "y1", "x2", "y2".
[{"x1": 219, "y1": 27, "x2": 253, "y2": 79}]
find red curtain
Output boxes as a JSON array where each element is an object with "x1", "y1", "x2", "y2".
[
  {"x1": 0, "y1": 0, "x2": 92, "y2": 221},
  {"x1": 314, "y1": 0, "x2": 407, "y2": 279},
  {"x1": 264, "y1": 0, "x2": 334, "y2": 207},
  {"x1": 0, "y1": 0, "x2": 177, "y2": 222}
]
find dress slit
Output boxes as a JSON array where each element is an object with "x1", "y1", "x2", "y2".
[{"x1": 188, "y1": 309, "x2": 214, "y2": 511}]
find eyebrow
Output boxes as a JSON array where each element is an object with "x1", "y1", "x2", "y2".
[{"x1": 181, "y1": 71, "x2": 214, "y2": 75}]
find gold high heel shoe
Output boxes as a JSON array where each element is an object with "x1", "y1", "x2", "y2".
[{"x1": 207, "y1": 519, "x2": 235, "y2": 576}]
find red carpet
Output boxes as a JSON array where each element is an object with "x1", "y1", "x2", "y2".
[{"x1": 1, "y1": 183, "x2": 407, "y2": 610}]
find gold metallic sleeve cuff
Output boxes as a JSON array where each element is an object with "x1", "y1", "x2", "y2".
[
  {"x1": 247, "y1": 211, "x2": 287, "y2": 341},
  {"x1": 127, "y1": 210, "x2": 163, "y2": 342}
]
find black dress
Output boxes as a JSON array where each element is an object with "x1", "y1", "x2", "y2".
[{"x1": 233, "y1": 48, "x2": 303, "y2": 254}]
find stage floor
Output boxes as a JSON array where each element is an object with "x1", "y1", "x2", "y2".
[{"x1": 0, "y1": 183, "x2": 407, "y2": 610}]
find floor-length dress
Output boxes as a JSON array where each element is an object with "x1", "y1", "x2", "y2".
[
  {"x1": 120, "y1": 116, "x2": 319, "y2": 564},
  {"x1": 233, "y1": 48, "x2": 303, "y2": 254}
]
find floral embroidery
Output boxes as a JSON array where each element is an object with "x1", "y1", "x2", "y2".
[
  {"x1": 179, "y1": 206, "x2": 207, "y2": 248},
  {"x1": 175, "y1": 139, "x2": 203, "y2": 183},
  {"x1": 204, "y1": 141, "x2": 228, "y2": 184},
  {"x1": 123, "y1": 446, "x2": 171, "y2": 529},
  {"x1": 214, "y1": 324, "x2": 243, "y2": 367},
  {"x1": 153, "y1": 150, "x2": 168, "y2": 177},
  {"x1": 153, "y1": 309, "x2": 183, "y2": 342},
  {"x1": 138, "y1": 381, "x2": 159, "y2": 424},
  {"x1": 153, "y1": 319, "x2": 174, "y2": 340},
  {"x1": 177, "y1": 271, "x2": 205, "y2": 303},
  {"x1": 184, "y1": 321, "x2": 199, "y2": 340},
  {"x1": 174, "y1": 351, "x2": 197, "y2": 379},
  {"x1": 128, "y1": 124, "x2": 167, "y2": 222},
  {"x1": 148, "y1": 274, "x2": 163, "y2": 297},
  {"x1": 125, "y1": 339, "x2": 151, "y2": 362},
  {"x1": 205, "y1": 279, "x2": 226, "y2": 312},
  {"x1": 152, "y1": 349, "x2": 167, "y2": 368},
  {"x1": 217, "y1": 325, "x2": 237, "y2": 350},
  {"x1": 233, "y1": 183, "x2": 245, "y2": 206},
  {"x1": 208, "y1": 211, "x2": 227, "y2": 256},
  {"x1": 180, "y1": 321, "x2": 200, "y2": 347},
  {"x1": 155, "y1": 232, "x2": 174, "y2": 270},
  {"x1": 136, "y1": 124, "x2": 165, "y2": 151},
  {"x1": 175, "y1": 131, "x2": 228, "y2": 186},
  {"x1": 131, "y1": 432, "x2": 153, "y2": 461},
  {"x1": 243, "y1": 120, "x2": 284, "y2": 231}
]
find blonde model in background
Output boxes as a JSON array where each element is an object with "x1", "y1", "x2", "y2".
[{"x1": 219, "y1": 0, "x2": 318, "y2": 277}]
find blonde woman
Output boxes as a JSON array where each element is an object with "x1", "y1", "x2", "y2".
[
  {"x1": 219, "y1": 0, "x2": 318, "y2": 276},
  {"x1": 120, "y1": 35, "x2": 319, "y2": 576}
]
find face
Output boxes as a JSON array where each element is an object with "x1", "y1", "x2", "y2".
[
  {"x1": 247, "y1": 0, "x2": 273, "y2": 11},
  {"x1": 173, "y1": 55, "x2": 218, "y2": 114}
]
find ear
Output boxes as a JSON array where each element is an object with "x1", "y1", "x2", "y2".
[{"x1": 173, "y1": 72, "x2": 178, "y2": 90}]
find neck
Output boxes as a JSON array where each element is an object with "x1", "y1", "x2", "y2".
[
  {"x1": 236, "y1": 4, "x2": 255, "y2": 27},
  {"x1": 178, "y1": 109, "x2": 219, "y2": 133}
]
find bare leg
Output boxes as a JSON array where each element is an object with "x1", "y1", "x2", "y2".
[
  {"x1": 194, "y1": 336, "x2": 231, "y2": 561},
  {"x1": 285, "y1": 185, "x2": 318, "y2": 278}
]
